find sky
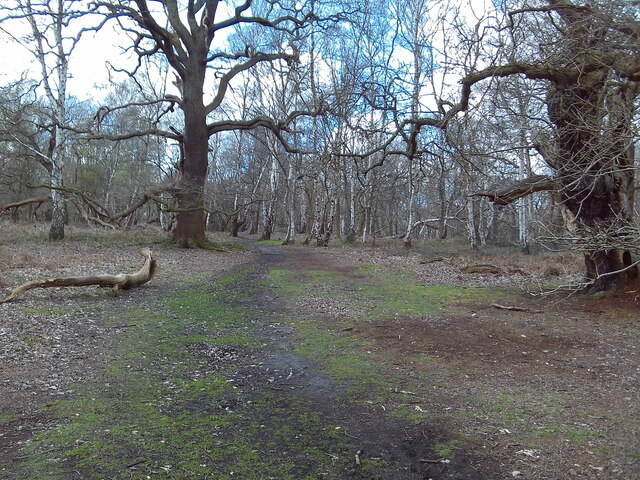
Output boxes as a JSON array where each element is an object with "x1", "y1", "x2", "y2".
[
  {"x1": 0, "y1": 1, "x2": 252, "y2": 102},
  {"x1": 1, "y1": 20, "x2": 121, "y2": 101},
  {"x1": 0, "y1": 0, "x2": 496, "y2": 109}
]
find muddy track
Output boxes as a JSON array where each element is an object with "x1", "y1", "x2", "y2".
[{"x1": 235, "y1": 244, "x2": 498, "y2": 479}]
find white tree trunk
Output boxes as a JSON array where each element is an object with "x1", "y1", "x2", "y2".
[
  {"x1": 515, "y1": 82, "x2": 534, "y2": 253},
  {"x1": 49, "y1": 160, "x2": 65, "y2": 239},
  {"x1": 403, "y1": 173, "x2": 416, "y2": 247},
  {"x1": 261, "y1": 152, "x2": 279, "y2": 240},
  {"x1": 25, "y1": 0, "x2": 72, "y2": 240},
  {"x1": 283, "y1": 156, "x2": 297, "y2": 244}
]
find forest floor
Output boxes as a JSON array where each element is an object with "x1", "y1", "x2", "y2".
[{"x1": 0, "y1": 225, "x2": 638, "y2": 479}]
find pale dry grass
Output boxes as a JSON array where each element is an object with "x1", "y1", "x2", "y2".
[
  {"x1": 0, "y1": 222, "x2": 50, "y2": 245},
  {"x1": 474, "y1": 250, "x2": 583, "y2": 277},
  {"x1": 0, "y1": 249, "x2": 41, "y2": 270}
]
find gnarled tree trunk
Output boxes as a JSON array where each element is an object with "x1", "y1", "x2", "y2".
[
  {"x1": 172, "y1": 67, "x2": 209, "y2": 248},
  {"x1": 548, "y1": 70, "x2": 637, "y2": 291}
]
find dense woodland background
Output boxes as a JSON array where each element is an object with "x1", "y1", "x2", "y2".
[{"x1": 0, "y1": 0, "x2": 638, "y2": 290}]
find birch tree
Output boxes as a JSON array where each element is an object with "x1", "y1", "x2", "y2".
[
  {"x1": 393, "y1": 0, "x2": 432, "y2": 248},
  {"x1": 0, "y1": 0, "x2": 94, "y2": 239}
]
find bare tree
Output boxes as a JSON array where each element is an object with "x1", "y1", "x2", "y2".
[
  {"x1": 0, "y1": 0, "x2": 94, "y2": 239},
  {"x1": 0, "y1": 80, "x2": 50, "y2": 213},
  {"x1": 92, "y1": 0, "x2": 322, "y2": 248},
  {"x1": 393, "y1": 0, "x2": 431, "y2": 248}
]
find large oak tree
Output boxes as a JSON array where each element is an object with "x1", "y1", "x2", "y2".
[
  {"x1": 95, "y1": 0, "x2": 314, "y2": 247},
  {"x1": 458, "y1": 0, "x2": 640, "y2": 291}
]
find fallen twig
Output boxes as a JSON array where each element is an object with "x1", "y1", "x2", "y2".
[
  {"x1": 126, "y1": 459, "x2": 145, "y2": 469},
  {"x1": 491, "y1": 304, "x2": 543, "y2": 313},
  {"x1": 419, "y1": 256, "x2": 451, "y2": 264},
  {"x1": 391, "y1": 388, "x2": 417, "y2": 395},
  {"x1": 343, "y1": 429, "x2": 359, "y2": 439},
  {"x1": 355, "y1": 449, "x2": 362, "y2": 467}
]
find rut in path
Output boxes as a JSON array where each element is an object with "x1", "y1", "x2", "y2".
[
  {"x1": 232, "y1": 244, "x2": 497, "y2": 479},
  {"x1": 2, "y1": 243, "x2": 499, "y2": 480}
]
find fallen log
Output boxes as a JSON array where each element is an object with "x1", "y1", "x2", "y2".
[
  {"x1": 461, "y1": 264, "x2": 503, "y2": 274},
  {"x1": 1, "y1": 247, "x2": 157, "y2": 304}
]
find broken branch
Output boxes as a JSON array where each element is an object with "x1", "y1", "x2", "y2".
[
  {"x1": 0, "y1": 197, "x2": 50, "y2": 215},
  {"x1": 491, "y1": 304, "x2": 543, "y2": 313},
  {"x1": 1, "y1": 247, "x2": 157, "y2": 304},
  {"x1": 472, "y1": 175, "x2": 557, "y2": 206}
]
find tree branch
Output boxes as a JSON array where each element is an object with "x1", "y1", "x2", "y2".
[
  {"x1": 205, "y1": 52, "x2": 298, "y2": 114},
  {"x1": 0, "y1": 197, "x2": 50, "y2": 215},
  {"x1": 472, "y1": 175, "x2": 558, "y2": 206},
  {"x1": 1, "y1": 247, "x2": 157, "y2": 303}
]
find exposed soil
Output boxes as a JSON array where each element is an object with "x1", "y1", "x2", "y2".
[
  {"x1": 0, "y1": 229, "x2": 638, "y2": 479},
  {"x1": 242, "y1": 245, "x2": 496, "y2": 479},
  {"x1": 280, "y1": 245, "x2": 639, "y2": 479}
]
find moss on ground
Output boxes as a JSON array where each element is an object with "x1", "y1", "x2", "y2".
[
  {"x1": 7, "y1": 267, "x2": 382, "y2": 480},
  {"x1": 270, "y1": 263, "x2": 507, "y2": 322},
  {"x1": 20, "y1": 306, "x2": 80, "y2": 316},
  {"x1": 0, "y1": 414, "x2": 19, "y2": 425},
  {"x1": 254, "y1": 239, "x2": 284, "y2": 245},
  {"x1": 7, "y1": 249, "x2": 515, "y2": 480},
  {"x1": 535, "y1": 424, "x2": 603, "y2": 447},
  {"x1": 267, "y1": 262, "x2": 506, "y2": 398},
  {"x1": 265, "y1": 259, "x2": 541, "y2": 467}
]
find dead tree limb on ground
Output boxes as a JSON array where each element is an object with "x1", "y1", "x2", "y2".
[
  {"x1": 1, "y1": 247, "x2": 157, "y2": 304},
  {"x1": 492, "y1": 303, "x2": 543, "y2": 313}
]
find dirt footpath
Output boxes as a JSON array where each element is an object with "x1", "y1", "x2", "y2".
[{"x1": 1, "y1": 237, "x2": 638, "y2": 479}]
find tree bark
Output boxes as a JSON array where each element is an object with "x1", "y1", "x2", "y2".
[
  {"x1": 317, "y1": 183, "x2": 337, "y2": 247},
  {"x1": 48, "y1": 131, "x2": 66, "y2": 240},
  {"x1": 548, "y1": 73, "x2": 637, "y2": 291},
  {"x1": 21, "y1": 0, "x2": 73, "y2": 241},
  {"x1": 473, "y1": 175, "x2": 558, "y2": 206},
  {"x1": 261, "y1": 151, "x2": 279, "y2": 241},
  {"x1": 0, "y1": 198, "x2": 50, "y2": 216},
  {"x1": 172, "y1": 66, "x2": 209, "y2": 248},
  {"x1": 282, "y1": 155, "x2": 297, "y2": 245}
]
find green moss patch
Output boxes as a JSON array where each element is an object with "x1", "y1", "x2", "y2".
[
  {"x1": 270, "y1": 264, "x2": 506, "y2": 323},
  {"x1": 254, "y1": 239, "x2": 284, "y2": 245},
  {"x1": 8, "y1": 266, "x2": 386, "y2": 480}
]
